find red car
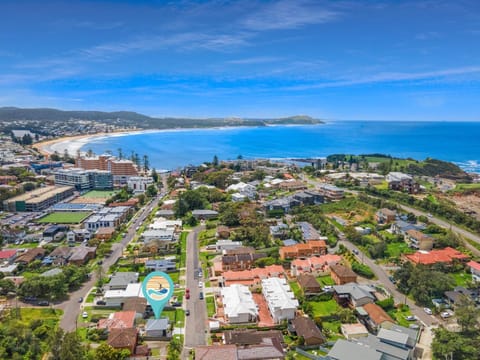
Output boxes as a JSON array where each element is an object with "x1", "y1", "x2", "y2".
[{"x1": 185, "y1": 293, "x2": 190, "y2": 300}]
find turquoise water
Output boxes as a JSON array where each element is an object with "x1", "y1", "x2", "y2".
[{"x1": 82, "y1": 121, "x2": 480, "y2": 172}]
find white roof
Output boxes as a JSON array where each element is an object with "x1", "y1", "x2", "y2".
[
  {"x1": 221, "y1": 284, "x2": 258, "y2": 319},
  {"x1": 104, "y1": 283, "x2": 143, "y2": 299},
  {"x1": 261, "y1": 277, "x2": 298, "y2": 310}
]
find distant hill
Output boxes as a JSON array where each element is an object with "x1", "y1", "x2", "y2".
[{"x1": 0, "y1": 107, "x2": 323, "y2": 129}]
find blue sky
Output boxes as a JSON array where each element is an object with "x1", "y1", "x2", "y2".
[{"x1": 1, "y1": 0, "x2": 480, "y2": 120}]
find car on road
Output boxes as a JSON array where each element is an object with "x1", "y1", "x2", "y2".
[
  {"x1": 185, "y1": 310, "x2": 190, "y2": 316},
  {"x1": 82, "y1": 311, "x2": 88, "y2": 318},
  {"x1": 405, "y1": 315, "x2": 417, "y2": 321},
  {"x1": 185, "y1": 293, "x2": 190, "y2": 300},
  {"x1": 352, "y1": 249, "x2": 359, "y2": 255},
  {"x1": 78, "y1": 297, "x2": 83, "y2": 303},
  {"x1": 198, "y1": 281, "x2": 203, "y2": 288},
  {"x1": 37, "y1": 300, "x2": 49, "y2": 306},
  {"x1": 199, "y1": 292, "x2": 204, "y2": 300},
  {"x1": 424, "y1": 307, "x2": 433, "y2": 315}
]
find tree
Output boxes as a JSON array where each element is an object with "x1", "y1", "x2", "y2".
[
  {"x1": 151, "y1": 168, "x2": 159, "y2": 183},
  {"x1": 455, "y1": 295, "x2": 480, "y2": 333},
  {"x1": 143, "y1": 154, "x2": 149, "y2": 172},
  {"x1": 94, "y1": 343, "x2": 130, "y2": 360},
  {"x1": 146, "y1": 184, "x2": 157, "y2": 197},
  {"x1": 432, "y1": 327, "x2": 479, "y2": 360},
  {"x1": 212, "y1": 154, "x2": 219, "y2": 167},
  {"x1": 58, "y1": 332, "x2": 87, "y2": 360}
]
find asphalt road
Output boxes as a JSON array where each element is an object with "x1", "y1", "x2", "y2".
[
  {"x1": 57, "y1": 189, "x2": 166, "y2": 332},
  {"x1": 183, "y1": 225, "x2": 207, "y2": 350}
]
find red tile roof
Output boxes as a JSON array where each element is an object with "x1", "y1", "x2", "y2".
[
  {"x1": 195, "y1": 345, "x2": 238, "y2": 360},
  {"x1": 405, "y1": 247, "x2": 469, "y2": 265},
  {"x1": 363, "y1": 303, "x2": 394, "y2": 326},
  {"x1": 467, "y1": 260, "x2": 480, "y2": 272},
  {"x1": 0, "y1": 249, "x2": 17, "y2": 259}
]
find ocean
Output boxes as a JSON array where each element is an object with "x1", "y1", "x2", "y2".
[{"x1": 80, "y1": 121, "x2": 480, "y2": 173}]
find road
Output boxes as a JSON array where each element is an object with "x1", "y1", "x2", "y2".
[
  {"x1": 183, "y1": 225, "x2": 207, "y2": 352},
  {"x1": 337, "y1": 237, "x2": 437, "y2": 326},
  {"x1": 57, "y1": 188, "x2": 166, "y2": 332}
]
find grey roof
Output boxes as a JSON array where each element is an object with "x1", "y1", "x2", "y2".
[
  {"x1": 386, "y1": 324, "x2": 419, "y2": 348},
  {"x1": 108, "y1": 272, "x2": 139, "y2": 287},
  {"x1": 192, "y1": 209, "x2": 218, "y2": 215},
  {"x1": 377, "y1": 328, "x2": 409, "y2": 347},
  {"x1": 333, "y1": 283, "x2": 376, "y2": 301},
  {"x1": 145, "y1": 318, "x2": 169, "y2": 331},
  {"x1": 328, "y1": 339, "x2": 382, "y2": 360},
  {"x1": 283, "y1": 239, "x2": 297, "y2": 246},
  {"x1": 41, "y1": 268, "x2": 63, "y2": 277},
  {"x1": 357, "y1": 334, "x2": 411, "y2": 360}
]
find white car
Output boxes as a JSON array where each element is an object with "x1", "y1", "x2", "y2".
[
  {"x1": 198, "y1": 281, "x2": 204, "y2": 288},
  {"x1": 424, "y1": 307, "x2": 433, "y2": 315},
  {"x1": 82, "y1": 311, "x2": 88, "y2": 318},
  {"x1": 441, "y1": 311, "x2": 452, "y2": 319}
]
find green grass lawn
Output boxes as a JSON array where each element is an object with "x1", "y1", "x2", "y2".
[
  {"x1": 37, "y1": 211, "x2": 91, "y2": 224},
  {"x1": 454, "y1": 183, "x2": 480, "y2": 191},
  {"x1": 206, "y1": 296, "x2": 215, "y2": 317},
  {"x1": 289, "y1": 281, "x2": 302, "y2": 298},
  {"x1": 316, "y1": 275, "x2": 335, "y2": 286},
  {"x1": 81, "y1": 190, "x2": 118, "y2": 198},
  {"x1": 309, "y1": 299, "x2": 341, "y2": 317},
  {"x1": 388, "y1": 306, "x2": 414, "y2": 328},
  {"x1": 386, "y1": 242, "x2": 415, "y2": 258},
  {"x1": 451, "y1": 272, "x2": 472, "y2": 287},
  {"x1": 322, "y1": 320, "x2": 343, "y2": 340},
  {"x1": 375, "y1": 180, "x2": 389, "y2": 190},
  {"x1": 18, "y1": 308, "x2": 63, "y2": 328},
  {"x1": 179, "y1": 232, "x2": 187, "y2": 268}
]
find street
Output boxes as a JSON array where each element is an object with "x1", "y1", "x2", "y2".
[
  {"x1": 183, "y1": 225, "x2": 207, "y2": 351},
  {"x1": 57, "y1": 189, "x2": 166, "y2": 332}
]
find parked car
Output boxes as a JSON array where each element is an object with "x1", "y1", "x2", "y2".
[
  {"x1": 185, "y1": 293, "x2": 190, "y2": 300},
  {"x1": 198, "y1": 281, "x2": 204, "y2": 288},
  {"x1": 405, "y1": 315, "x2": 416, "y2": 321},
  {"x1": 37, "y1": 300, "x2": 49, "y2": 306},
  {"x1": 171, "y1": 301, "x2": 182, "y2": 307},
  {"x1": 96, "y1": 300, "x2": 106, "y2": 305},
  {"x1": 185, "y1": 310, "x2": 190, "y2": 316},
  {"x1": 199, "y1": 292, "x2": 204, "y2": 300},
  {"x1": 322, "y1": 286, "x2": 333, "y2": 292},
  {"x1": 78, "y1": 297, "x2": 83, "y2": 303},
  {"x1": 82, "y1": 311, "x2": 88, "y2": 318},
  {"x1": 424, "y1": 307, "x2": 433, "y2": 315},
  {"x1": 441, "y1": 311, "x2": 452, "y2": 319}
]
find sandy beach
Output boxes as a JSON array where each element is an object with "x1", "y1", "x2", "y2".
[{"x1": 36, "y1": 130, "x2": 145, "y2": 157}]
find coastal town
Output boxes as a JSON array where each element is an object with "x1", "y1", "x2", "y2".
[{"x1": 0, "y1": 127, "x2": 480, "y2": 360}]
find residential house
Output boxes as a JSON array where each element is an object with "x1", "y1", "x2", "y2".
[
  {"x1": 341, "y1": 323, "x2": 369, "y2": 340},
  {"x1": 223, "y1": 329, "x2": 283, "y2": 347},
  {"x1": 386, "y1": 172, "x2": 419, "y2": 193},
  {"x1": 263, "y1": 196, "x2": 300, "y2": 213},
  {"x1": 145, "y1": 318, "x2": 171, "y2": 338},
  {"x1": 122, "y1": 297, "x2": 147, "y2": 319},
  {"x1": 330, "y1": 264, "x2": 358, "y2": 285},
  {"x1": 444, "y1": 286, "x2": 479, "y2": 308},
  {"x1": 215, "y1": 240, "x2": 243, "y2": 252},
  {"x1": 107, "y1": 328, "x2": 138, "y2": 355},
  {"x1": 105, "y1": 272, "x2": 139, "y2": 291},
  {"x1": 375, "y1": 208, "x2": 397, "y2": 224},
  {"x1": 44, "y1": 246, "x2": 72, "y2": 266},
  {"x1": 390, "y1": 220, "x2": 425, "y2": 236},
  {"x1": 194, "y1": 345, "x2": 238, "y2": 360},
  {"x1": 361, "y1": 303, "x2": 395, "y2": 332},
  {"x1": 291, "y1": 316, "x2": 326, "y2": 345},
  {"x1": 0, "y1": 249, "x2": 18, "y2": 264},
  {"x1": 14, "y1": 248, "x2": 45, "y2": 265},
  {"x1": 404, "y1": 247, "x2": 469, "y2": 266},
  {"x1": 145, "y1": 259, "x2": 176, "y2": 272},
  {"x1": 269, "y1": 223, "x2": 289, "y2": 239},
  {"x1": 220, "y1": 265, "x2": 285, "y2": 286},
  {"x1": 97, "y1": 311, "x2": 136, "y2": 331},
  {"x1": 104, "y1": 283, "x2": 143, "y2": 307},
  {"x1": 279, "y1": 240, "x2": 327, "y2": 260},
  {"x1": 95, "y1": 227, "x2": 116, "y2": 241},
  {"x1": 297, "y1": 221, "x2": 323, "y2": 241},
  {"x1": 333, "y1": 283, "x2": 376, "y2": 308},
  {"x1": 466, "y1": 260, "x2": 480, "y2": 282},
  {"x1": 297, "y1": 274, "x2": 322, "y2": 296},
  {"x1": 317, "y1": 184, "x2": 344, "y2": 201},
  {"x1": 221, "y1": 247, "x2": 266, "y2": 272},
  {"x1": 226, "y1": 182, "x2": 257, "y2": 199},
  {"x1": 261, "y1": 277, "x2": 298, "y2": 323},
  {"x1": 221, "y1": 284, "x2": 258, "y2": 324},
  {"x1": 290, "y1": 254, "x2": 342, "y2": 277},
  {"x1": 0, "y1": 228, "x2": 26, "y2": 244},
  {"x1": 68, "y1": 246, "x2": 96, "y2": 265},
  {"x1": 279, "y1": 180, "x2": 307, "y2": 191},
  {"x1": 405, "y1": 229, "x2": 434, "y2": 250},
  {"x1": 43, "y1": 225, "x2": 69, "y2": 242},
  {"x1": 192, "y1": 209, "x2": 219, "y2": 220},
  {"x1": 328, "y1": 339, "x2": 382, "y2": 360},
  {"x1": 67, "y1": 229, "x2": 91, "y2": 243},
  {"x1": 156, "y1": 209, "x2": 175, "y2": 218},
  {"x1": 141, "y1": 229, "x2": 176, "y2": 251},
  {"x1": 293, "y1": 190, "x2": 324, "y2": 205}
]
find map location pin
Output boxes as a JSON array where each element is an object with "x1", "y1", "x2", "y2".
[{"x1": 142, "y1": 271, "x2": 175, "y2": 319}]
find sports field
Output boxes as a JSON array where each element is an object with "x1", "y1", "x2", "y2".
[
  {"x1": 81, "y1": 190, "x2": 117, "y2": 198},
  {"x1": 37, "y1": 211, "x2": 91, "y2": 224}
]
